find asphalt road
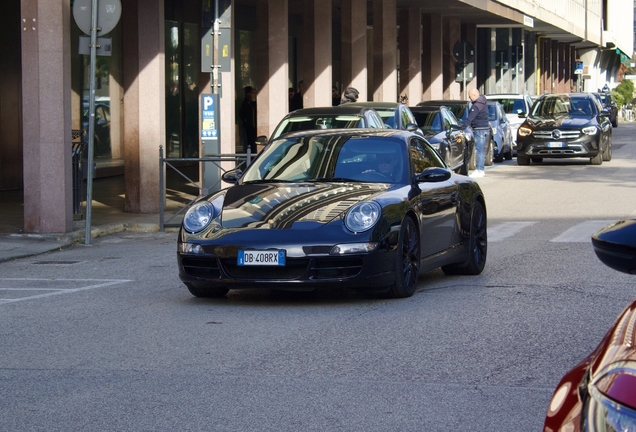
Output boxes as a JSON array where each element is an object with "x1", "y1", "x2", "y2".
[{"x1": 1, "y1": 122, "x2": 636, "y2": 431}]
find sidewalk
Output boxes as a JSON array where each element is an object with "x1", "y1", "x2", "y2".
[{"x1": 0, "y1": 174, "x2": 184, "y2": 263}]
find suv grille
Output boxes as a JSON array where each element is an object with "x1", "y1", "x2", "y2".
[{"x1": 533, "y1": 129, "x2": 580, "y2": 140}]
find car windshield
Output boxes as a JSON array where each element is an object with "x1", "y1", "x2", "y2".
[
  {"x1": 531, "y1": 96, "x2": 594, "y2": 118},
  {"x1": 413, "y1": 112, "x2": 442, "y2": 132},
  {"x1": 490, "y1": 98, "x2": 527, "y2": 115},
  {"x1": 271, "y1": 115, "x2": 365, "y2": 139},
  {"x1": 241, "y1": 135, "x2": 408, "y2": 184},
  {"x1": 374, "y1": 110, "x2": 396, "y2": 128},
  {"x1": 444, "y1": 105, "x2": 468, "y2": 123}
]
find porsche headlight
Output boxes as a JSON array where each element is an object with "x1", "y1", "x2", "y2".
[
  {"x1": 183, "y1": 196, "x2": 223, "y2": 233},
  {"x1": 518, "y1": 126, "x2": 532, "y2": 137},
  {"x1": 582, "y1": 125, "x2": 598, "y2": 135},
  {"x1": 344, "y1": 201, "x2": 381, "y2": 233}
]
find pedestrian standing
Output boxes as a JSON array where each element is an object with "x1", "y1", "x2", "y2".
[
  {"x1": 239, "y1": 86, "x2": 257, "y2": 153},
  {"x1": 340, "y1": 87, "x2": 359, "y2": 105},
  {"x1": 467, "y1": 88, "x2": 490, "y2": 178}
]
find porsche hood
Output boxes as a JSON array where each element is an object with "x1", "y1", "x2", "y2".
[{"x1": 216, "y1": 182, "x2": 389, "y2": 229}]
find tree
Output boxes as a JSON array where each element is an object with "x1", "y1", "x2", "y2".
[{"x1": 611, "y1": 79, "x2": 634, "y2": 106}]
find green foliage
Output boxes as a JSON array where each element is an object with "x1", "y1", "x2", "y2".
[{"x1": 612, "y1": 79, "x2": 635, "y2": 106}]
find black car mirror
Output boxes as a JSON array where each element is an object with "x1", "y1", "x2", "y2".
[
  {"x1": 222, "y1": 169, "x2": 243, "y2": 184},
  {"x1": 406, "y1": 123, "x2": 420, "y2": 132},
  {"x1": 600, "y1": 109, "x2": 610, "y2": 116},
  {"x1": 413, "y1": 167, "x2": 452, "y2": 183},
  {"x1": 450, "y1": 124, "x2": 462, "y2": 131},
  {"x1": 517, "y1": 112, "x2": 526, "y2": 118},
  {"x1": 256, "y1": 135, "x2": 268, "y2": 145},
  {"x1": 592, "y1": 219, "x2": 636, "y2": 275}
]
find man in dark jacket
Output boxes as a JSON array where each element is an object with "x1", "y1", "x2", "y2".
[
  {"x1": 239, "y1": 86, "x2": 257, "y2": 153},
  {"x1": 467, "y1": 88, "x2": 490, "y2": 178}
]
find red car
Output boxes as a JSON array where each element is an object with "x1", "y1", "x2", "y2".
[{"x1": 544, "y1": 219, "x2": 636, "y2": 431}]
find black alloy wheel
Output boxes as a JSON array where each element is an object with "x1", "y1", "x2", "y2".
[
  {"x1": 442, "y1": 200, "x2": 487, "y2": 275},
  {"x1": 186, "y1": 283, "x2": 229, "y2": 298},
  {"x1": 387, "y1": 217, "x2": 420, "y2": 298}
]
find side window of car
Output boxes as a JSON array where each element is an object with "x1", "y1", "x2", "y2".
[
  {"x1": 409, "y1": 138, "x2": 445, "y2": 173},
  {"x1": 366, "y1": 111, "x2": 383, "y2": 128}
]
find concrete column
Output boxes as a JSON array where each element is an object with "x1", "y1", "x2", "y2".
[
  {"x1": 421, "y1": 13, "x2": 443, "y2": 100},
  {"x1": 301, "y1": 0, "x2": 332, "y2": 108},
  {"x1": 398, "y1": 8, "x2": 422, "y2": 105},
  {"x1": 551, "y1": 40, "x2": 558, "y2": 92},
  {"x1": 21, "y1": 0, "x2": 73, "y2": 233},
  {"x1": 122, "y1": 0, "x2": 164, "y2": 213},
  {"x1": 443, "y1": 18, "x2": 461, "y2": 99},
  {"x1": 372, "y1": 0, "x2": 397, "y2": 101},
  {"x1": 256, "y1": 0, "x2": 288, "y2": 138},
  {"x1": 341, "y1": 0, "x2": 367, "y2": 101}
]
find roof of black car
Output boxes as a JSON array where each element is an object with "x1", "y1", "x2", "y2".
[
  {"x1": 344, "y1": 102, "x2": 404, "y2": 109},
  {"x1": 271, "y1": 127, "x2": 413, "y2": 140},
  {"x1": 287, "y1": 106, "x2": 376, "y2": 116},
  {"x1": 409, "y1": 105, "x2": 442, "y2": 112},
  {"x1": 417, "y1": 100, "x2": 469, "y2": 107}
]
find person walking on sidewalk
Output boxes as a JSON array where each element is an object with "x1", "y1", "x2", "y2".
[{"x1": 467, "y1": 88, "x2": 490, "y2": 178}]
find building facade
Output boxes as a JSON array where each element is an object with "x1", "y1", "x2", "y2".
[{"x1": 0, "y1": 0, "x2": 632, "y2": 233}]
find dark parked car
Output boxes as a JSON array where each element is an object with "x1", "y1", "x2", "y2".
[
  {"x1": 485, "y1": 93, "x2": 535, "y2": 154},
  {"x1": 260, "y1": 106, "x2": 386, "y2": 143},
  {"x1": 516, "y1": 93, "x2": 612, "y2": 166},
  {"x1": 409, "y1": 105, "x2": 470, "y2": 174},
  {"x1": 544, "y1": 219, "x2": 636, "y2": 431},
  {"x1": 592, "y1": 92, "x2": 618, "y2": 127},
  {"x1": 82, "y1": 102, "x2": 111, "y2": 158},
  {"x1": 417, "y1": 100, "x2": 489, "y2": 168},
  {"x1": 178, "y1": 129, "x2": 487, "y2": 299},
  {"x1": 487, "y1": 101, "x2": 513, "y2": 162},
  {"x1": 343, "y1": 102, "x2": 422, "y2": 134}
]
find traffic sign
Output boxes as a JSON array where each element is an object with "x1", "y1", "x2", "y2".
[
  {"x1": 73, "y1": 0, "x2": 122, "y2": 36},
  {"x1": 453, "y1": 41, "x2": 475, "y2": 62}
]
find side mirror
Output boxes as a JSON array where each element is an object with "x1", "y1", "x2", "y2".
[
  {"x1": 517, "y1": 112, "x2": 527, "y2": 118},
  {"x1": 450, "y1": 124, "x2": 462, "y2": 131},
  {"x1": 600, "y1": 109, "x2": 610, "y2": 116},
  {"x1": 406, "y1": 123, "x2": 420, "y2": 133},
  {"x1": 592, "y1": 219, "x2": 636, "y2": 274},
  {"x1": 221, "y1": 169, "x2": 243, "y2": 184},
  {"x1": 413, "y1": 167, "x2": 452, "y2": 183},
  {"x1": 256, "y1": 135, "x2": 268, "y2": 145}
]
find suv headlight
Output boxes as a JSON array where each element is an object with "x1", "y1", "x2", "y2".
[
  {"x1": 518, "y1": 126, "x2": 532, "y2": 137},
  {"x1": 582, "y1": 125, "x2": 598, "y2": 135},
  {"x1": 344, "y1": 201, "x2": 381, "y2": 233}
]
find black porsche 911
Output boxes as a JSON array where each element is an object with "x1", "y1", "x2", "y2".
[{"x1": 177, "y1": 129, "x2": 487, "y2": 299}]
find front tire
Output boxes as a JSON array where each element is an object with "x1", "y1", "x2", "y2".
[
  {"x1": 442, "y1": 200, "x2": 487, "y2": 276},
  {"x1": 485, "y1": 141, "x2": 494, "y2": 166},
  {"x1": 387, "y1": 217, "x2": 420, "y2": 298},
  {"x1": 591, "y1": 150, "x2": 603, "y2": 165},
  {"x1": 603, "y1": 140, "x2": 612, "y2": 161},
  {"x1": 517, "y1": 154, "x2": 530, "y2": 165}
]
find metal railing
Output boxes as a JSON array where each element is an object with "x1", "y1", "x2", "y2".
[{"x1": 159, "y1": 145, "x2": 252, "y2": 231}]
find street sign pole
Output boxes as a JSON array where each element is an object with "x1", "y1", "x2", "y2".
[{"x1": 84, "y1": 0, "x2": 99, "y2": 245}]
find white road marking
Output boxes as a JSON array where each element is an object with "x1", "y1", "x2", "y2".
[
  {"x1": 488, "y1": 221, "x2": 538, "y2": 242},
  {"x1": 0, "y1": 278, "x2": 133, "y2": 304},
  {"x1": 550, "y1": 220, "x2": 616, "y2": 243}
]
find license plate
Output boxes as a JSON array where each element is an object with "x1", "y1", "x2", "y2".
[
  {"x1": 237, "y1": 250, "x2": 286, "y2": 266},
  {"x1": 547, "y1": 141, "x2": 565, "y2": 148}
]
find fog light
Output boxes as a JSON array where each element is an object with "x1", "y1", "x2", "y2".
[
  {"x1": 179, "y1": 243, "x2": 204, "y2": 254},
  {"x1": 330, "y1": 243, "x2": 378, "y2": 255}
]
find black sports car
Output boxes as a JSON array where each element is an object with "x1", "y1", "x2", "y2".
[
  {"x1": 177, "y1": 129, "x2": 487, "y2": 299},
  {"x1": 516, "y1": 93, "x2": 612, "y2": 165}
]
